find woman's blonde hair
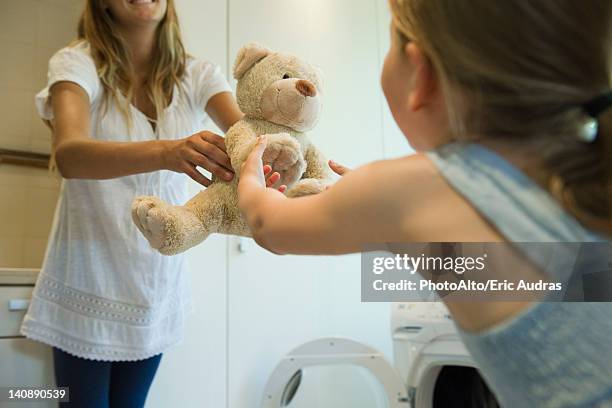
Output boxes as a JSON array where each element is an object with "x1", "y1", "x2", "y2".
[
  {"x1": 390, "y1": 0, "x2": 612, "y2": 235},
  {"x1": 77, "y1": 0, "x2": 186, "y2": 126}
]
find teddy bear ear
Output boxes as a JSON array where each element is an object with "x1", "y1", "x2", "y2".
[{"x1": 233, "y1": 43, "x2": 272, "y2": 80}]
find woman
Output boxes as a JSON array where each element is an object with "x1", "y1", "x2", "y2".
[
  {"x1": 238, "y1": 0, "x2": 612, "y2": 406},
  {"x1": 21, "y1": 1, "x2": 247, "y2": 406}
]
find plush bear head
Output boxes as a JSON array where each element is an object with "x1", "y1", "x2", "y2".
[{"x1": 233, "y1": 43, "x2": 323, "y2": 132}]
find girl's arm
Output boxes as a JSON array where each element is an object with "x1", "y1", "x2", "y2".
[
  {"x1": 238, "y1": 136, "x2": 426, "y2": 255},
  {"x1": 51, "y1": 82, "x2": 234, "y2": 186}
]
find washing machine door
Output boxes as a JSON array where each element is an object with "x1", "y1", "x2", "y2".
[{"x1": 261, "y1": 337, "x2": 410, "y2": 408}]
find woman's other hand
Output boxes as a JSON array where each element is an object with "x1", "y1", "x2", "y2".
[{"x1": 165, "y1": 131, "x2": 235, "y2": 186}]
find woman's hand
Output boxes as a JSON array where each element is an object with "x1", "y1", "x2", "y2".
[{"x1": 165, "y1": 131, "x2": 235, "y2": 186}]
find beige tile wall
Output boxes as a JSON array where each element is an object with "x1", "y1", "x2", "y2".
[
  {"x1": 0, "y1": 0, "x2": 81, "y2": 268},
  {"x1": 0, "y1": 165, "x2": 61, "y2": 268}
]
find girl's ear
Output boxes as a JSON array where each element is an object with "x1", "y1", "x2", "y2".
[
  {"x1": 405, "y1": 43, "x2": 436, "y2": 112},
  {"x1": 233, "y1": 43, "x2": 272, "y2": 80}
]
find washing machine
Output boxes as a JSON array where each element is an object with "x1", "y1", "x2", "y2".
[{"x1": 261, "y1": 302, "x2": 500, "y2": 408}]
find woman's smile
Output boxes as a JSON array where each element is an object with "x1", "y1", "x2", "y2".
[
  {"x1": 128, "y1": 0, "x2": 156, "y2": 5},
  {"x1": 105, "y1": 0, "x2": 166, "y2": 26}
]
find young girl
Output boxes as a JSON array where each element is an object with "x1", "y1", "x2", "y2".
[{"x1": 238, "y1": 1, "x2": 612, "y2": 406}]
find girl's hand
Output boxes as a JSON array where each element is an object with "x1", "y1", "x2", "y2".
[
  {"x1": 240, "y1": 135, "x2": 287, "y2": 192},
  {"x1": 238, "y1": 135, "x2": 287, "y2": 214},
  {"x1": 328, "y1": 160, "x2": 351, "y2": 176},
  {"x1": 263, "y1": 165, "x2": 287, "y2": 193},
  {"x1": 165, "y1": 131, "x2": 235, "y2": 186},
  {"x1": 325, "y1": 160, "x2": 351, "y2": 190}
]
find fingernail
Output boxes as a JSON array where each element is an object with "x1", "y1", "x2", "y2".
[
  {"x1": 259, "y1": 135, "x2": 267, "y2": 143},
  {"x1": 225, "y1": 173, "x2": 233, "y2": 180},
  {"x1": 329, "y1": 160, "x2": 336, "y2": 165}
]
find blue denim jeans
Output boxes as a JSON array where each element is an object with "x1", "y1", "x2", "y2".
[{"x1": 53, "y1": 348, "x2": 162, "y2": 408}]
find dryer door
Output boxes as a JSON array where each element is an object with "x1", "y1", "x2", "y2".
[{"x1": 261, "y1": 337, "x2": 410, "y2": 408}]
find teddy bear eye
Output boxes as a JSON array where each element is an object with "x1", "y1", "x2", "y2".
[{"x1": 282, "y1": 73, "x2": 291, "y2": 79}]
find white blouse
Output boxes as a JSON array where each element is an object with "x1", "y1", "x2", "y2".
[{"x1": 20, "y1": 41, "x2": 231, "y2": 361}]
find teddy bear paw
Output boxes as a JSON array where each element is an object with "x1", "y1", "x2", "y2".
[
  {"x1": 285, "y1": 178, "x2": 326, "y2": 198},
  {"x1": 263, "y1": 133, "x2": 306, "y2": 186},
  {"x1": 131, "y1": 196, "x2": 181, "y2": 255}
]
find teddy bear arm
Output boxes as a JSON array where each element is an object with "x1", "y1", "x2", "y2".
[
  {"x1": 284, "y1": 144, "x2": 331, "y2": 198},
  {"x1": 302, "y1": 143, "x2": 332, "y2": 180},
  {"x1": 225, "y1": 121, "x2": 258, "y2": 175}
]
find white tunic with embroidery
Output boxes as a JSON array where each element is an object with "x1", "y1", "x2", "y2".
[{"x1": 20, "y1": 41, "x2": 231, "y2": 361}]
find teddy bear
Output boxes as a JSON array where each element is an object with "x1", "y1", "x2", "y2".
[{"x1": 131, "y1": 43, "x2": 331, "y2": 255}]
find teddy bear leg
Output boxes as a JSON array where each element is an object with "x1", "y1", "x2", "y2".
[
  {"x1": 132, "y1": 190, "x2": 224, "y2": 255},
  {"x1": 285, "y1": 178, "x2": 327, "y2": 198},
  {"x1": 195, "y1": 182, "x2": 254, "y2": 238}
]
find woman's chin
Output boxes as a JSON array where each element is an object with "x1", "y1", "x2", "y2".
[
  {"x1": 121, "y1": 12, "x2": 164, "y2": 28},
  {"x1": 135, "y1": 14, "x2": 163, "y2": 24},
  {"x1": 123, "y1": 0, "x2": 166, "y2": 25}
]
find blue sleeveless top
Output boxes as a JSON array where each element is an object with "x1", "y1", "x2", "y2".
[{"x1": 426, "y1": 142, "x2": 612, "y2": 408}]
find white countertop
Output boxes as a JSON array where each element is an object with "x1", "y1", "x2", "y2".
[{"x1": 0, "y1": 268, "x2": 39, "y2": 285}]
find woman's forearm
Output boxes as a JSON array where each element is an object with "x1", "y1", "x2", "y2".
[
  {"x1": 50, "y1": 84, "x2": 240, "y2": 182},
  {"x1": 55, "y1": 138, "x2": 171, "y2": 180}
]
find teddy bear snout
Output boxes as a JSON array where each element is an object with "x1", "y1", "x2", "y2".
[{"x1": 296, "y1": 80, "x2": 317, "y2": 98}]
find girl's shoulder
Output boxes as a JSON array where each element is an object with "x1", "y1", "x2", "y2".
[
  {"x1": 424, "y1": 142, "x2": 604, "y2": 242},
  {"x1": 369, "y1": 152, "x2": 504, "y2": 242},
  {"x1": 324, "y1": 152, "x2": 501, "y2": 243}
]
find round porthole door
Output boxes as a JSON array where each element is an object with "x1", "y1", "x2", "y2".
[{"x1": 261, "y1": 337, "x2": 410, "y2": 408}]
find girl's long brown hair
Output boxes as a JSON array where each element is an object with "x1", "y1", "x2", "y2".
[
  {"x1": 77, "y1": 0, "x2": 186, "y2": 126},
  {"x1": 390, "y1": 0, "x2": 612, "y2": 236}
]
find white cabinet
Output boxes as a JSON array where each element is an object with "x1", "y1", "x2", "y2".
[
  {"x1": 0, "y1": 338, "x2": 54, "y2": 408},
  {"x1": 227, "y1": 243, "x2": 394, "y2": 408},
  {"x1": 0, "y1": 282, "x2": 54, "y2": 408},
  {"x1": 146, "y1": 235, "x2": 229, "y2": 408},
  {"x1": 147, "y1": 2, "x2": 230, "y2": 407}
]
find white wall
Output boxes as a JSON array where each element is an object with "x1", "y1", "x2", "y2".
[{"x1": 376, "y1": 3, "x2": 415, "y2": 159}]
